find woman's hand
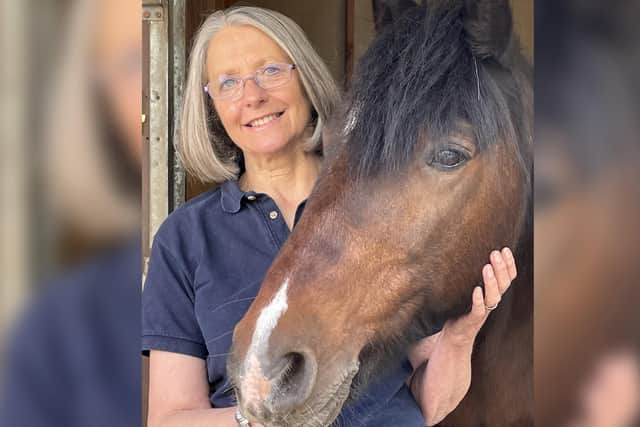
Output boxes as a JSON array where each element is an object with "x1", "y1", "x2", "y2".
[
  {"x1": 407, "y1": 247, "x2": 517, "y2": 426},
  {"x1": 441, "y1": 247, "x2": 517, "y2": 347}
]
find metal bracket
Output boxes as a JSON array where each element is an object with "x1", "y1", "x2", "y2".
[
  {"x1": 143, "y1": 5, "x2": 164, "y2": 22},
  {"x1": 142, "y1": 0, "x2": 169, "y2": 289}
]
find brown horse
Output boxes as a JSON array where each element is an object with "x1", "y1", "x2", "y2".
[{"x1": 228, "y1": 0, "x2": 533, "y2": 425}]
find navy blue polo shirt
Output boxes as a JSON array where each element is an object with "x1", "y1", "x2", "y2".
[{"x1": 142, "y1": 180, "x2": 425, "y2": 426}]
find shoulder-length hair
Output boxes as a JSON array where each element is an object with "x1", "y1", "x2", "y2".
[{"x1": 177, "y1": 6, "x2": 340, "y2": 183}]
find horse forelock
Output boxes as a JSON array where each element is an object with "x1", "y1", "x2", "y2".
[{"x1": 338, "y1": 1, "x2": 532, "y2": 183}]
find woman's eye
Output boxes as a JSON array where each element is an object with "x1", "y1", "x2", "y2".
[
  {"x1": 430, "y1": 148, "x2": 468, "y2": 169},
  {"x1": 263, "y1": 65, "x2": 281, "y2": 75},
  {"x1": 220, "y1": 79, "x2": 237, "y2": 90}
]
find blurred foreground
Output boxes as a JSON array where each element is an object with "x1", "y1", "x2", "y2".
[
  {"x1": 1, "y1": 0, "x2": 141, "y2": 426},
  {"x1": 535, "y1": 1, "x2": 640, "y2": 426}
]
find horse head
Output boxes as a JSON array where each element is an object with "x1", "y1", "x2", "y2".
[{"x1": 228, "y1": 0, "x2": 532, "y2": 425}]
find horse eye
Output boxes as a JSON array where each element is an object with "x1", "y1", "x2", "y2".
[{"x1": 430, "y1": 148, "x2": 468, "y2": 169}]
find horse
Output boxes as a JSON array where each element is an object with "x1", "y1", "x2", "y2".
[{"x1": 227, "y1": 0, "x2": 533, "y2": 425}]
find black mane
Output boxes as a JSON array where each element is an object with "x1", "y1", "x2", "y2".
[{"x1": 335, "y1": 1, "x2": 531, "y2": 179}]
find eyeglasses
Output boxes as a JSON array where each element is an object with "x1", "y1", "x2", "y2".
[{"x1": 204, "y1": 62, "x2": 297, "y2": 101}]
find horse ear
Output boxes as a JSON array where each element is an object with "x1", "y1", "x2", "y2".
[
  {"x1": 372, "y1": 0, "x2": 419, "y2": 33},
  {"x1": 463, "y1": 0, "x2": 513, "y2": 60}
]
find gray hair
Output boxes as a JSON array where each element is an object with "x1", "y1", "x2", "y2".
[{"x1": 177, "y1": 6, "x2": 340, "y2": 183}]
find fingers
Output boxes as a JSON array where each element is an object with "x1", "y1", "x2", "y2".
[
  {"x1": 502, "y1": 247, "x2": 517, "y2": 280},
  {"x1": 490, "y1": 250, "x2": 512, "y2": 295},
  {"x1": 471, "y1": 285, "x2": 488, "y2": 321},
  {"x1": 442, "y1": 287, "x2": 487, "y2": 347},
  {"x1": 482, "y1": 264, "x2": 501, "y2": 308}
]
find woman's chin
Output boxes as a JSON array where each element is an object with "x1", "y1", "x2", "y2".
[{"x1": 241, "y1": 138, "x2": 300, "y2": 157}]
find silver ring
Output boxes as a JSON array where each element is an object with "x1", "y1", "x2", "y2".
[
  {"x1": 485, "y1": 303, "x2": 498, "y2": 311},
  {"x1": 235, "y1": 408, "x2": 251, "y2": 427}
]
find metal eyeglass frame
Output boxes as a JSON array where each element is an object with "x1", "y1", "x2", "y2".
[{"x1": 203, "y1": 63, "x2": 297, "y2": 100}]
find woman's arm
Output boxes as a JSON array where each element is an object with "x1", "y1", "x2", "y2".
[
  {"x1": 409, "y1": 248, "x2": 517, "y2": 426},
  {"x1": 407, "y1": 292, "x2": 479, "y2": 426},
  {"x1": 148, "y1": 350, "x2": 260, "y2": 427}
]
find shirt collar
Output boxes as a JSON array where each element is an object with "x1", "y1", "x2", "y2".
[
  {"x1": 220, "y1": 180, "x2": 249, "y2": 214},
  {"x1": 220, "y1": 179, "x2": 310, "y2": 222}
]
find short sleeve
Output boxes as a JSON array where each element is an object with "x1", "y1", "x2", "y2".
[{"x1": 142, "y1": 236, "x2": 207, "y2": 359}]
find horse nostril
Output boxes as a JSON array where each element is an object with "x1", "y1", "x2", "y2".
[
  {"x1": 278, "y1": 352, "x2": 305, "y2": 393},
  {"x1": 269, "y1": 351, "x2": 317, "y2": 413}
]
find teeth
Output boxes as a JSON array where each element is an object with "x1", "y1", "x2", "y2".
[{"x1": 249, "y1": 113, "x2": 279, "y2": 127}]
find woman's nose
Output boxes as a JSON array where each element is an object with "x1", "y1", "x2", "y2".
[{"x1": 242, "y1": 78, "x2": 267, "y2": 106}]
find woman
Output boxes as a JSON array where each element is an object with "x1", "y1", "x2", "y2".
[{"x1": 142, "y1": 6, "x2": 516, "y2": 426}]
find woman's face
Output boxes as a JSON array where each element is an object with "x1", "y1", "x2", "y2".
[{"x1": 206, "y1": 25, "x2": 312, "y2": 158}]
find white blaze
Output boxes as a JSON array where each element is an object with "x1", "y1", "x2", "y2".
[
  {"x1": 247, "y1": 278, "x2": 289, "y2": 360},
  {"x1": 241, "y1": 280, "x2": 290, "y2": 405}
]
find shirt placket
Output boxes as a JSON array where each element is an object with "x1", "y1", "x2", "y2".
[{"x1": 248, "y1": 194, "x2": 290, "y2": 249}]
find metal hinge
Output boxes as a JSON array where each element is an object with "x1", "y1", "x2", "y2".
[{"x1": 142, "y1": 4, "x2": 164, "y2": 22}]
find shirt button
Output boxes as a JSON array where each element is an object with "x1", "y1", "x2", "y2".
[
  {"x1": 246, "y1": 195, "x2": 256, "y2": 201},
  {"x1": 269, "y1": 211, "x2": 278, "y2": 220}
]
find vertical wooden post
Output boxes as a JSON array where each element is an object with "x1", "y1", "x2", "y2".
[{"x1": 345, "y1": 0, "x2": 355, "y2": 86}]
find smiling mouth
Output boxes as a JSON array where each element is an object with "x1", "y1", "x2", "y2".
[{"x1": 244, "y1": 111, "x2": 285, "y2": 127}]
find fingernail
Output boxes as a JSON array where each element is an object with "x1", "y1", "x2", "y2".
[
  {"x1": 492, "y1": 251, "x2": 503, "y2": 263},
  {"x1": 503, "y1": 247, "x2": 513, "y2": 259},
  {"x1": 485, "y1": 265, "x2": 494, "y2": 277}
]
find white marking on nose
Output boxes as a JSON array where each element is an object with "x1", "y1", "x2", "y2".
[
  {"x1": 241, "y1": 279, "x2": 290, "y2": 405},
  {"x1": 248, "y1": 278, "x2": 289, "y2": 360}
]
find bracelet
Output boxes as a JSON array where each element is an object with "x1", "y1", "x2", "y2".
[{"x1": 235, "y1": 408, "x2": 251, "y2": 427}]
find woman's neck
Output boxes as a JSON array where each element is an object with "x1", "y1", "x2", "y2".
[{"x1": 239, "y1": 146, "x2": 322, "y2": 208}]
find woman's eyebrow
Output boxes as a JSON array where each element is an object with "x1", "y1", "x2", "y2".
[
  {"x1": 214, "y1": 67, "x2": 240, "y2": 77},
  {"x1": 213, "y1": 57, "x2": 288, "y2": 76}
]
